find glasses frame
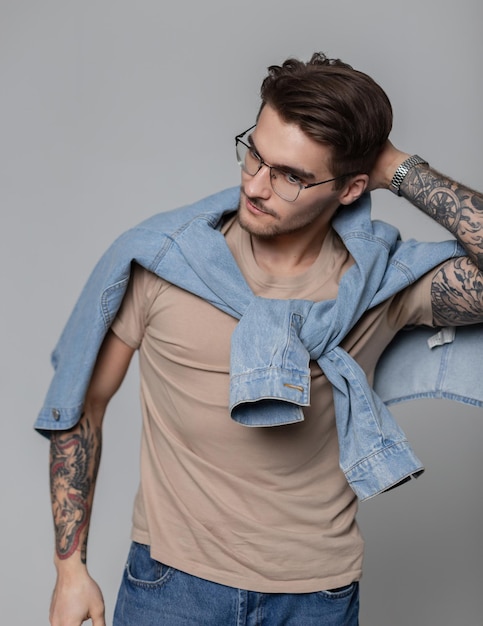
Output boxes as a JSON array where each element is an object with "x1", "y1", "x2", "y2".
[{"x1": 235, "y1": 125, "x2": 357, "y2": 202}]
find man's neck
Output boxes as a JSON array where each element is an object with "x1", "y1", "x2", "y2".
[{"x1": 250, "y1": 223, "x2": 331, "y2": 276}]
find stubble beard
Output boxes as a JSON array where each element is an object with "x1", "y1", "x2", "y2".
[
  {"x1": 237, "y1": 195, "x2": 284, "y2": 239},
  {"x1": 237, "y1": 191, "x2": 332, "y2": 240},
  {"x1": 237, "y1": 210, "x2": 283, "y2": 240}
]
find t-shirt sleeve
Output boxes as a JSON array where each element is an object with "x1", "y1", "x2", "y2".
[
  {"x1": 110, "y1": 264, "x2": 161, "y2": 349},
  {"x1": 387, "y1": 262, "x2": 444, "y2": 330}
]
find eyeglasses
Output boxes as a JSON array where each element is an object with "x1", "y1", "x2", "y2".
[{"x1": 235, "y1": 125, "x2": 355, "y2": 202}]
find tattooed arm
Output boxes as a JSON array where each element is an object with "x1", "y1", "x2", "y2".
[
  {"x1": 49, "y1": 330, "x2": 134, "y2": 626},
  {"x1": 369, "y1": 141, "x2": 483, "y2": 326},
  {"x1": 400, "y1": 166, "x2": 483, "y2": 325}
]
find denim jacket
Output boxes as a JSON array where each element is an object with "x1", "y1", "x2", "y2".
[{"x1": 35, "y1": 187, "x2": 483, "y2": 500}]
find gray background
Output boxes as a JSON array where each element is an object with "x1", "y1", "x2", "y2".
[{"x1": 1, "y1": 1, "x2": 482, "y2": 624}]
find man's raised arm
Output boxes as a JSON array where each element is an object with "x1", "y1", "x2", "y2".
[
  {"x1": 369, "y1": 141, "x2": 483, "y2": 326},
  {"x1": 49, "y1": 330, "x2": 134, "y2": 626}
]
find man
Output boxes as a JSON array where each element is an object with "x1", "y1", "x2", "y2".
[{"x1": 41, "y1": 53, "x2": 483, "y2": 625}]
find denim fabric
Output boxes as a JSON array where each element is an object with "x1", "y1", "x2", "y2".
[
  {"x1": 374, "y1": 324, "x2": 483, "y2": 406},
  {"x1": 113, "y1": 542, "x2": 360, "y2": 626},
  {"x1": 34, "y1": 187, "x2": 483, "y2": 500}
]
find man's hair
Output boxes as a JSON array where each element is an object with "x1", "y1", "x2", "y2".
[{"x1": 259, "y1": 52, "x2": 393, "y2": 187}]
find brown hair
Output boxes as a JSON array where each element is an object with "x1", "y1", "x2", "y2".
[{"x1": 259, "y1": 53, "x2": 393, "y2": 187}]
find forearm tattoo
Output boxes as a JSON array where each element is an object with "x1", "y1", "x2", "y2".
[
  {"x1": 402, "y1": 166, "x2": 483, "y2": 269},
  {"x1": 401, "y1": 166, "x2": 483, "y2": 325},
  {"x1": 50, "y1": 417, "x2": 102, "y2": 562}
]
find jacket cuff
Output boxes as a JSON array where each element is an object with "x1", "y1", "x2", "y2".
[
  {"x1": 230, "y1": 366, "x2": 310, "y2": 426},
  {"x1": 33, "y1": 405, "x2": 84, "y2": 438},
  {"x1": 344, "y1": 440, "x2": 424, "y2": 501}
]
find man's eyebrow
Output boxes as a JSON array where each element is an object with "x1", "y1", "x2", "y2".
[{"x1": 248, "y1": 134, "x2": 317, "y2": 181}]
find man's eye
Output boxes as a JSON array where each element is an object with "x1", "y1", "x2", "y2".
[
  {"x1": 285, "y1": 172, "x2": 302, "y2": 185},
  {"x1": 249, "y1": 148, "x2": 262, "y2": 161}
]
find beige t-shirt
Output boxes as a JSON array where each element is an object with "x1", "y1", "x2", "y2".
[{"x1": 111, "y1": 215, "x2": 435, "y2": 593}]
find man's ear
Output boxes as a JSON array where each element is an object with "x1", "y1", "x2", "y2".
[{"x1": 338, "y1": 174, "x2": 369, "y2": 205}]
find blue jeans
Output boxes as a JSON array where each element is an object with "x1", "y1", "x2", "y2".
[{"x1": 113, "y1": 542, "x2": 359, "y2": 625}]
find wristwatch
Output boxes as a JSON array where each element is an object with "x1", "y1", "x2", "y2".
[{"x1": 389, "y1": 155, "x2": 428, "y2": 195}]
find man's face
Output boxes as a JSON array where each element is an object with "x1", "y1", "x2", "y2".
[{"x1": 238, "y1": 105, "x2": 345, "y2": 240}]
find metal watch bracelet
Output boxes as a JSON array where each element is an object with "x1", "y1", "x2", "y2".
[{"x1": 389, "y1": 155, "x2": 428, "y2": 196}]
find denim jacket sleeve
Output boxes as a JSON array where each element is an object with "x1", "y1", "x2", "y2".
[
  {"x1": 34, "y1": 187, "x2": 241, "y2": 435},
  {"x1": 374, "y1": 324, "x2": 483, "y2": 407}
]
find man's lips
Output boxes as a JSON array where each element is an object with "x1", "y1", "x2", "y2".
[{"x1": 243, "y1": 192, "x2": 275, "y2": 217}]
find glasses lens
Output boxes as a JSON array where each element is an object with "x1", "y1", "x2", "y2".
[
  {"x1": 235, "y1": 137, "x2": 300, "y2": 202},
  {"x1": 270, "y1": 170, "x2": 300, "y2": 202},
  {"x1": 236, "y1": 141, "x2": 260, "y2": 176}
]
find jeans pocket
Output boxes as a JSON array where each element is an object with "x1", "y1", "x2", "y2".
[
  {"x1": 125, "y1": 542, "x2": 173, "y2": 588},
  {"x1": 317, "y1": 581, "x2": 359, "y2": 599}
]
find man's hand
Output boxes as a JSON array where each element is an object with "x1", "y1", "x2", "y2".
[
  {"x1": 48, "y1": 331, "x2": 134, "y2": 624},
  {"x1": 50, "y1": 566, "x2": 106, "y2": 626},
  {"x1": 367, "y1": 140, "x2": 411, "y2": 192}
]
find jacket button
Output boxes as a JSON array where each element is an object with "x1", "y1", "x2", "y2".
[{"x1": 52, "y1": 409, "x2": 61, "y2": 421}]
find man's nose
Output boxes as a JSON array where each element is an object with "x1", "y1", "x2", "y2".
[{"x1": 243, "y1": 164, "x2": 272, "y2": 199}]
